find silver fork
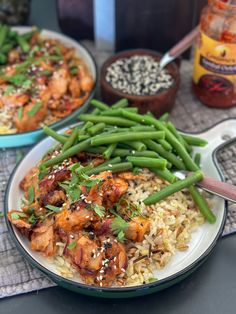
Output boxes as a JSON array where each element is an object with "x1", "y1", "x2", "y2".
[{"x1": 174, "y1": 170, "x2": 236, "y2": 203}]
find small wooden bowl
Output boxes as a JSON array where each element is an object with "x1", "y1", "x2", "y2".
[{"x1": 100, "y1": 49, "x2": 180, "y2": 117}]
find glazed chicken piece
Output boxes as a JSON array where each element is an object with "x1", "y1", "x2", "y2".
[
  {"x1": 65, "y1": 234, "x2": 127, "y2": 286},
  {"x1": 39, "y1": 169, "x2": 71, "y2": 195},
  {"x1": 49, "y1": 68, "x2": 69, "y2": 100},
  {"x1": 30, "y1": 218, "x2": 55, "y2": 256},
  {"x1": 14, "y1": 101, "x2": 47, "y2": 132},
  {"x1": 55, "y1": 205, "x2": 95, "y2": 233},
  {"x1": 66, "y1": 235, "x2": 103, "y2": 278},
  {"x1": 1, "y1": 93, "x2": 29, "y2": 108},
  {"x1": 69, "y1": 77, "x2": 81, "y2": 98},
  {"x1": 125, "y1": 217, "x2": 150, "y2": 242},
  {"x1": 39, "y1": 190, "x2": 67, "y2": 207},
  {"x1": 86, "y1": 171, "x2": 128, "y2": 208},
  {"x1": 7, "y1": 210, "x2": 31, "y2": 237}
]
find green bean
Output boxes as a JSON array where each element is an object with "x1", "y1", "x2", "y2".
[
  {"x1": 85, "y1": 157, "x2": 121, "y2": 175},
  {"x1": 123, "y1": 141, "x2": 147, "y2": 152},
  {"x1": 181, "y1": 134, "x2": 208, "y2": 147},
  {"x1": 0, "y1": 52, "x2": 6, "y2": 64},
  {"x1": 158, "y1": 139, "x2": 172, "y2": 151},
  {"x1": 62, "y1": 127, "x2": 78, "y2": 152},
  {"x1": 150, "y1": 168, "x2": 177, "y2": 184},
  {"x1": 85, "y1": 162, "x2": 133, "y2": 176},
  {"x1": 78, "y1": 135, "x2": 90, "y2": 141},
  {"x1": 112, "y1": 98, "x2": 129, "y2": 109},
  {"x1": 101, "y1": 156, "x2": 121, "y2": 166},
  {"x1": 41, "y1": 139, "x2": 91, "y2": 168},
  {"x1": 103, "y1": 143, "x2": 117, "y2": 159},
  {"x1": 189, "y1": 186, "x2": 216, "y2": 223},
  {"x1": 121, "y1": 110, "x2": 199, "y2": 172},
  {"x1": 1, "y1": 43, "x2": 13, "y2": 53},
  {"x1": 90, "y1": 99, "x2": 110, "y2": 111},
  {"x1": 144, "y1": 170, "x2": 204, "y2": 205},
  {"x1": 80, "y1": 121, "x2": 94, "y2": 134},
  {"x1": 91, "y1": 108, "x2": 100, "y2": 115},
  {"x1": 101, "y1": 108, "x2": 138, "y2": 116},
  {"x1": 127, "y1": 156, "x2": 167, "y2": 170},
  {"x1": 194, "y1": 153, "x2": 201, "y2": 167},
  {"x1": 78, "y1": 114, "x2": 137, "y2": 127},
  {"x1": 0, "y1": 25, "x2": 9, "y2": 47},
  {"x1": 17, "y1": 35, "x2": 30, "y2": 53},
  {"x1": 146, "y1": 111, "x2": 155, "y2": 117},
  {"x1": 143, "y1": 139, "x2": 185, "y2": 170},
  {"x1": 131, "y1": 126, "x2": 155, "y2": 132},
  {"x1": 166, "y1": 122, "x2": 192, "y2": 153},
  {"x1": 159, "y1": 113, "x2": 169, "y2": 122},
  {"x1": 87, "y1": 122, "x2": 106, "y2": 135},
  {"x1": 43, "y1": 126, "x2": 67, "y2": 144},
  {"x1": 22, "y1": 31, "x2": 33, "y2": 41},
  {"x1": 85, "y1": 146, "x2": 159, "y2": 158},
  {"x1": 91, "y1": 131, "x2": 165, "y2": 146}
]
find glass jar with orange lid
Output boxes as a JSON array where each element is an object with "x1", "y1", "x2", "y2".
[{"x1": 192, "y1": 0, "x2": 236, "y2": 108}]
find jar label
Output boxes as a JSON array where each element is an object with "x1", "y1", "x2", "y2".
[{"x1": 193, "y1": 31, "x2": 236, "y2": 93}]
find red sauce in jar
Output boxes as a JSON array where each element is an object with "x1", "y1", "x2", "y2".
[{"x1": 192, "y1": 0, "x2": 236, "y2": 108}]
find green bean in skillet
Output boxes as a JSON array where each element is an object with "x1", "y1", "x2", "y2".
[
  {"x1": 91, "y1": 108, "x2": 100, "y2": 115},
  {"x1": 80, "y1": 121, "x2": 94, "y2": 133},
  {"x1": 166, "y1": 121, "x2": 192, "y2": 154},
  {"x1": 189, "y1": 186, "x2": 216, "y2": 223},
  {"x1": 90, "y1": 99, "x2": 110, "y2": 111},
  {"x1": 87, "y1": 122, "x2": 106, "y2": 136},
  {"x1": 40, "y1": 138, "x2": 91, "y2": 169},
  {"x1": 181, "y1": 134, "x2": 208, "y2": 147},
  {"x1": 158, "y1": 139, "x2": 172, "y2": 151},
  {"x1": 111, "y1": 98, "x2": 129, "y2": 109},
  {"x1": 78, "y1": 134, "x2": 90, "y2": 141},
  {"x1": 43, "y1": 126, "x2": 67, "y2": 144},
  {"x1": 103, "y1": 143, "x2": 117, "y2": 159},
  {"x1": 62, "y1": 127, "x2": 78, "y2": 152},
  {"x1": 85, "y1": 162, "x2": 133, "y2": 176},
  {"x1": 143, "y1": 139, "x2": 185, "y2": 170},
  {"x1": 144, "y1": 170, "x2": 204, "y2": 205},
  {"x1": 78, "y1": 114, "x2": 138, "y2": 127},
  {"x1": 120, "y1": 110, "x2": 199, "y2": 172},
  {"x1": 91, "y1": 131, "x2": 165, "y2": 146},
  {"x1": 126, "y1": 156, "x2": 167, "y2": 170},
  {"x1": 0, "y1": 52, "x2": 6, "y2": 64}
]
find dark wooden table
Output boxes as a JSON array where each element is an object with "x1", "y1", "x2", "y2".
[{"x1": 1, "y1": 1, "x2": 236, "y2": 313}]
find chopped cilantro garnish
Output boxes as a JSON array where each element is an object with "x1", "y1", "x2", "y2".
[
  {"x1": 67, "y1": 241, "x2": 77, "y2": 250},
  {"x1": 4, "y1": 74, "x2": 29, "y2": 86},
  {"x1": 28, "y1": 186, "x2": 35, "y2": 205},
  {"x1": 4, "y1": 86, "x2": 15, "y2": 96},
  {"x1": 28, "y1": 213, "x2": 38, "y2": 224},
  {"x1": 110, "y1": 216, "x2": 129, "y2": 242},
  {"x1": 93, "y1": 204, "x2": 105, "y2": 218},
  {"x1": 81, "y1": 178, "x2": 101, "y2": 188},
  {"x1": 28, "y1": 207, "x2": 35, "y2": 214},
  {"x1": 45, "y1": 205, "x2": 61, "y2": 213},
  {"x1": 148, "y1": 277, "x2": 157, "y2": 283},
  {"x1": 22, "y1": 79, "x2": 32, "y2": 89},
  {"x1": 27, "y1": 101, "x2": 42, "y2": 117},
  {"x1": 11, "y1": 212, "x2": 27, "y2": 220}
]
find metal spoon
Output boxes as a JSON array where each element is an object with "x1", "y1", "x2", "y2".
[
  {"x1": 175, "y1": 170, "x2": 236, "y2": 203},
  {"x1": 159, "y1": 26, "x2": 199, "y2": 71}
]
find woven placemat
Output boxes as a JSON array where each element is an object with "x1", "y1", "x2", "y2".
[{"x1": 0, "y1": 52, "x2": 236, "y2": 298}]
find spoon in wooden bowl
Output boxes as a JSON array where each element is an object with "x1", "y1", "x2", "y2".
[
  {"x1": 175, "y1": 170, "x2": 236, "y2": 203},
  {"x1": 159, "y1": 26, "x2": 199, "y2": 71}
]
